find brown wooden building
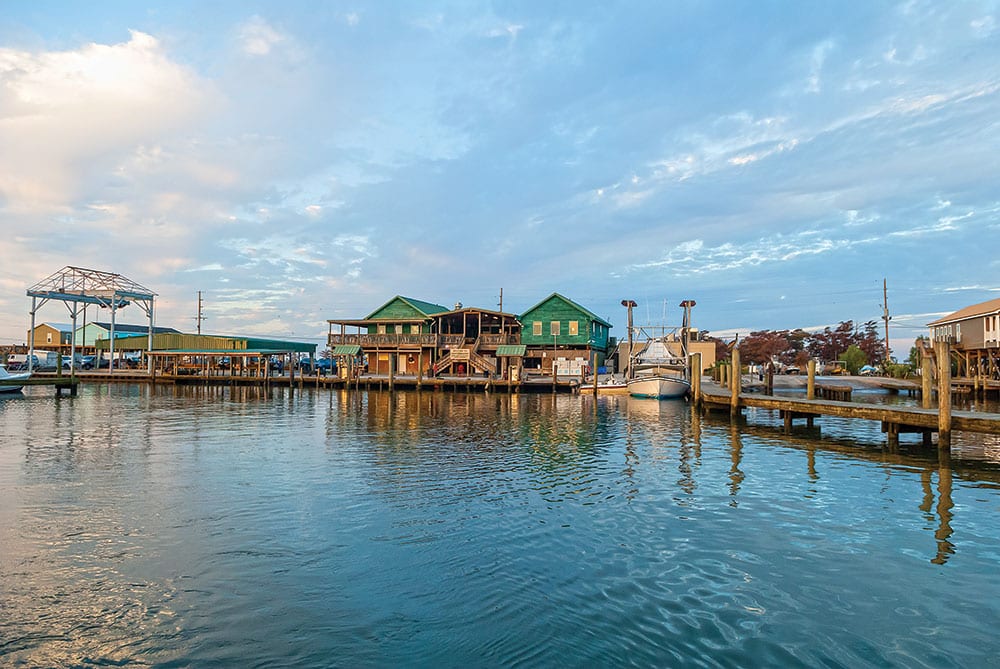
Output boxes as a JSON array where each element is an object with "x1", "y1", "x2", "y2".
[
  {"x1": 928, "y1": 297, "x2": 1000, "y2": 378},
  {"x1": 328, "y1": 296, "x2": 520, "y2": 378}
]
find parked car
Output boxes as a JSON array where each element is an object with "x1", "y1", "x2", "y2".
[
  {"x1": 81, "y1": 355, "x2": 109, "y2": 369},
  {"x1": 299, "y1": 358, "x2": 334, "y2": 374}
]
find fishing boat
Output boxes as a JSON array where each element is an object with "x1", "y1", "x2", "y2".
[
  {"x1": 627, "y1": 339, "x2": 690, "y2": 399},
  {"x1": 0, "y1": 364, "x2": 32, "y2": 393},
  {"x1": 622, "y1": 299, "x2": 696, "y2": 400}
]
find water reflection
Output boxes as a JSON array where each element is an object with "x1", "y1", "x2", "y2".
[{"x1": 2, "y1": 385, "x2": 1000, "y2": 666}]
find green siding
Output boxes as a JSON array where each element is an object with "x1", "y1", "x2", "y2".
[{"x1": 518, "y1": 294, "x2": 611, "y2": 350}]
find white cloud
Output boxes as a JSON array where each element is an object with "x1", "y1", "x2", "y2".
[
  {"x1": 807, "y1": 39, "x2": 835, "y2": 93},
  {"x1": 237, "y1": 16, "x2": 286, "y2": 56},
  {"x1": 0, "y1": 30, "x2": 212, "y2": 212}
]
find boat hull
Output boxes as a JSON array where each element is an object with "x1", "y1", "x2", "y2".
[
  {"x1": 0, "y1": 367, "x2": 31, "y2": 393},
  {"x1": 627, "y1": 375, "x2": 690, "y2": 399}
]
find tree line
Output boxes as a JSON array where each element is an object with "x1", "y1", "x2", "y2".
[{"x1": 735, "y1": 320, "x2": 886, "y2": 370}]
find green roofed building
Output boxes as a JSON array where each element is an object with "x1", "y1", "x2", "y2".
[
  {"x1": 328, "y1": 296, "x2": 521, "y2": 377},
  {"x1": 518, "y1": 293, "x2": 612, "y2": 376}
]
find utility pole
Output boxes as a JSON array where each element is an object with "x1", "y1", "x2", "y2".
[
  {"x1": 195, "y1": 291, "x2": 205, "y2": 335},
  {"x1": 882, "y1": 278, "x2": 891, "y2": 364},
  {"x1": 498, "y1": 287, "x2": 503, "y2": 313}
]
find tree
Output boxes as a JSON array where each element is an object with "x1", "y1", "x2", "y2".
[
  {"x1": 907, "y1": 336, "x2": 929, "y2": 373},
  {"x1": 738, "y1": 330, "x2": 791, "y2": 364},
  {"x1": 839, "y1": 344, "x2": 867, "y2": 375}
]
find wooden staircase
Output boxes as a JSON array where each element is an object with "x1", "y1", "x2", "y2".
[{"x1": 434, "y1": 337, "x2": 495, "y2": 375}]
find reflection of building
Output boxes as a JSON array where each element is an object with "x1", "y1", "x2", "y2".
[
  {"x1": 517, "y1": 293, "x2": 611, "y2": 376},
  {"x1": 928, "y1": 297, "x2": 1000, "y2": 378},
  {"x1": 328, "y1": 296, "x2": 521, "y2": 377}
]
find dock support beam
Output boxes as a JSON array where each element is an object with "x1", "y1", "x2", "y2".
[
  {"x1": 691, "y1": 352, "x2": 702, "y2": 410},
  {"x1": 807, "y1": 360, "x2": 816, "y2": 400},
  {"x1": 730, "y1": 349, "x2": 741, "y2": 418},
  {"x1": 921, "y1": 355, "x2": 933, "y2": 409},
  {"x1": 935, "y1": 340, "x2": 952, "y2": 449}
]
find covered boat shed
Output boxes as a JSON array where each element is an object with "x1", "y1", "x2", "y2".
[{"x1": 99, "y1": 333, "x2": 317, "y2": 378}]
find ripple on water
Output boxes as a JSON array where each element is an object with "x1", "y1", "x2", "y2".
[{"x1": 1, "y1": 387, "x2": 1000, "y2": 666}]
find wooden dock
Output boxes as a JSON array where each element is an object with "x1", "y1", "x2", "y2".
[
  {"x1": 1, "y1": 376, "x2": 78, "y2": 396},
  {"x1": 690, "y1": 348, "x2": 1000, "y2": 450},
  {"x1": 700, "y1": 381, "x2": 1000, "y2": 445},
  {"x1": 31, "y1": 370, "x2": 582, "y2": 393}
]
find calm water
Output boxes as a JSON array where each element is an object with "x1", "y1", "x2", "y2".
[{"x1": 2, "y1": 384, "x2": 999, "y2": 668}]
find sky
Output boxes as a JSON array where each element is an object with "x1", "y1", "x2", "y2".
[{"x1": 1, "y1": 1, "x2": 998, "y2": 356}]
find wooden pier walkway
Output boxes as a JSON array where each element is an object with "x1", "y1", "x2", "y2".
[
  {"x1": 700, "y1": 381, "x2": 1000, "y2": 446},
  {"x1": 693, "y1": 347, "x2": 1000, "y2": 450}
]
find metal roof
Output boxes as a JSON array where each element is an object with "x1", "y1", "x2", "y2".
[
  {"x1": 27, "y1": 266, "x2": 155, "y2": 307},
  {"x1": 331, "y1": 344, "x2": 362, "y2": 356},
  {"x1": 927, "y1": 297, "x2": 1000, "y2": 326},
  {"x1": 496, "y1": 345, "x2": 526, "y2": 356},
  {"x1": 97, "y1": 332, "x2": 316, "y2": 354}
]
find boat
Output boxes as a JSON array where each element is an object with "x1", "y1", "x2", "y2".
[
  {"x1": 0, "y1": 363, "x2": 31, "y2": 393},
  {"x1": 623, "y1": 299, "x2": 695, "y2": 400},
  {"x1": 579, "y1": 375, "x2": 629, "y2": 394},
  {"x1": 626, "y1": 339, "x2": 691, "y2": 399}
]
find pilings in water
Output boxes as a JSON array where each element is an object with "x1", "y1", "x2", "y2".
[
  {"x1": 936, "y1": 340, "x2": 952, "y2": 450},
  {"x1": 691, "y1": 352, "x2": 702, "y2": 411},
  {"x1": 730, "y1": 348, "x2": 741, "y2": 418},
  {"x1": 922, "y1": 356, "x2": 933, "y2": 410}
]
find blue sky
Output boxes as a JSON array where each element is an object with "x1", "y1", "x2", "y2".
[{"x1": 1, "y1": 1, "x2": 997, "y2": 355}]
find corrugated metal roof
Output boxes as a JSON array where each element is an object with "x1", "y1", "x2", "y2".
[
  {"x1": 332, "y1": 344, "x2": 362, "y2": 355},
  {"x1": 927, "y1": 297, "x2": 1000, "y2": 326},
  {"x1": 496, "y1": 344, "x2": 526, "y2": 356}
]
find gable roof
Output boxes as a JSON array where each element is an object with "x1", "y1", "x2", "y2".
[
  {"x1": 364, "y1": 295, "x2": 450, "y2": 320},
  {"x1": 927, "y1": 297, "x2": 1000, "y2": 326},
  {"x1": 40, "y1": 323, "x2": 74, "y2": 333},
  {"x1": 518, "y1": 293, "x2": 612, "y2": 328}
]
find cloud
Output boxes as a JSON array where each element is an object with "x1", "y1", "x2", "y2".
[
  {"x1": 0, "y1": 30, "x2": 213, "y2": 212},
  {"x1": 237, "y1": 16, "x2": 287, "y2": 56}
]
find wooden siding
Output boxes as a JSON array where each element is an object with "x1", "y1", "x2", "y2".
[{"x1": 519, "y1": 294, "x2": 610, "y2": 350}]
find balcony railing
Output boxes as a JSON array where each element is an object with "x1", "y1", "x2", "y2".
[{"x1": 328, "y1": 332, "x2": 521, "y2": 348}]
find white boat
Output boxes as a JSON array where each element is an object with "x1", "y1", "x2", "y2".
[
  {"x1": 580, "y1": 375, "x2": 629, "y2": 394},
  {"x1": 0, "y1": 364, "x2": 31, "y2": 393},
  {"x1": 626, "y1": 340, "x2": 690, "y2": 399},
  {"x1": 623, "y1": 299, "x2": 696, "y2": 401},
  {"x1": 627, "y1": 373, "x2": 690, "y2": 399}
]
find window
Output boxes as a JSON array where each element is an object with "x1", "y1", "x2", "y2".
[
  {"x1": 550, "y1": 321, "x2": 560, "y2": 336},
  {"x1": 377, "y1": 324, "x2": 386, "y2": 334},
  {"x1": 533, "y1": 321, "x2": 542, "y2": 336},
  {"x1": 394, "y1": 324, "x2": 403, "y2": 334},
  {"x1": 46, "y1": 333, "x2": 52, "y2": 343},
  {"x1": 411, "y1": 324, "x2": 420, "y2": 335},
  {"x1": 568, "y1": 321, "x2": 579, "y2": 336}
]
